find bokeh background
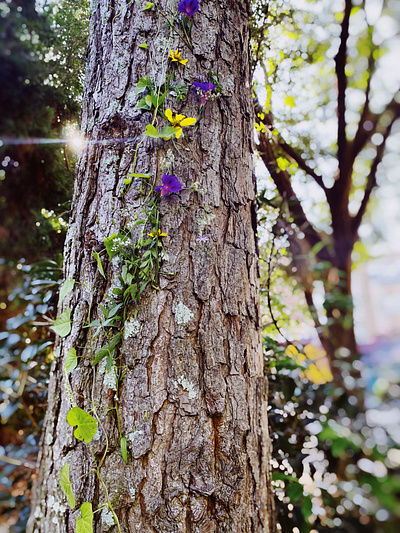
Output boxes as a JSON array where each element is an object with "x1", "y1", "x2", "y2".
[{"x1": 1, "y1": 0, "x2": 400, "y2": 531}]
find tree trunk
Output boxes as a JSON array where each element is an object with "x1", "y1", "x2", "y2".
[{"x1": 27, "y1": 1, "x2": 274, "y2": 532}]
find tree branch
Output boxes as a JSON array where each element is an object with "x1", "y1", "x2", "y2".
[
  {"x1": 334, "y1": 0, "x2": 352, "y2": 180},
  {"x1": 256, "y1": 127, "x2": 333, "y2": 263},
  {"x1": 277, "y1": 138, "x2": 327, "y2": 193},
  {"x1": 350, "y1": 46, "x2": 376, "y2": 163},
  {"x1": 351, "y1": 112, "x2": 398, "y2": 234}
]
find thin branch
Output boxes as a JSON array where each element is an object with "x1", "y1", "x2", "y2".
[
  {"x1": 256, "y1": 126, "x2": 333, "y2": 263},
  {"x1": 335, "y1": 0, "x2": 352, "y2": 180},
  {"x1": 350, "y1": 44, "x2": 376, "y2": 162},
  {"x1": 277, "y1": 138, "x2": 327, "y2": 192},
  {"x1": 351, "y1": 112, "x2": 398, "y2": 234}
]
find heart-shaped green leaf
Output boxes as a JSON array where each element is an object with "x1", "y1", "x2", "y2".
[
  {"x1": 64, "y1": 347, "x2": 77, "y2": 375},
  {"x1": 76, "y1": 502, "x2": 93, "y2": 533},
  {"x1": 50, "y1": 308, "x2": 71, "y2": 337},
  {"x1": 67, "y1": 407, "x2": 98, "y2": 443},
  {"x1": 145, "y1": 124, "x2": 159, "y2": 138},
  {"x1": 60, "y1": 462, "x2": 76, "y2": 509}
]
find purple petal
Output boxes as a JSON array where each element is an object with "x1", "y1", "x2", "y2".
[
  {"x1": 193, "y1": 81, "x2": 217, "y2": 93},
  {"x1": 178, "y1": 0, "x2": 199, "y2": 16},
  {"x1": 160, "y1": 173, "x2": 183, "y2": 194}
]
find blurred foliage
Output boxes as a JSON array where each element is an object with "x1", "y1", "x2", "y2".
[
  {"x1": 0, "y1": 257, "x2": 62, "y2": 531},
  {"x1": 0, "y1": 0, "x2": 89, "y2": 261},
  {"x1": 265, "y1": 334, "x2": 400, "y2": 533}
]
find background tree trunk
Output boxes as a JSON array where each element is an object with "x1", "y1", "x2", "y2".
[{"x1": 28, "y1": 1, "x2": 274, "y2": 532}]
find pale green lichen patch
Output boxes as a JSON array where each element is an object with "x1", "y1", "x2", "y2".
[
  {"x1": 99, "y1": 359, "x2": 117, "y2": 391},
  {"x1": 176, "y1": 375, "x2": 197, "y2": 399},
  {"x1": 174, "y1": 302, "x2": 194, "y2": 325},
  {"x1": 124, "y1": 317, "x2": 141, "y2": 339},
  {"x1": 102, "y1": 507, "x2": 116, "y2": 527}
]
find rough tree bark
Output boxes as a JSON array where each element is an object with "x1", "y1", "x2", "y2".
[{"x1": 28, "y1": 1, "x2": 274, "y2": 532}]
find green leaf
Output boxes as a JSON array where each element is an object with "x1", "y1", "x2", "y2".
[
  {"x1": 301, "y1": 495, "x2": 313, "y2": 521},
  {"x1": 64, "y1": 347, "x2": 77, "y2": 375},
  {"x1": 92, "y1": 251, "x2": 106, "y2": 279},
  {"x1": 121, "y1": 436, "x2": 128, "y2": 462},
  {"x1": 59, "y1": 278, "x2": 74, "y2": 306},
  {"x1": 76, "y1": 502, "x2": 93, "y2": 533},
  {"x1": 149, "y1": 91, "x2": 158, "y2": 107},
  {"x1": 129, "y1": 173, "x2": 151, "y2": 179},
  {"x1": 67, "y1": 407, "x2": 98, "y2": 443},
  {"x1": 92, "y1": 333, "x2": 121, "y2": 366},
  {"x1": 137, "y1": 97, "x2": 151, "y2": 110},
  {"x1": 287, "y1": 481, "x2": 303, "y2": 502},
  {"x1": 123, "y1": 177, "x2": 132, "y2": 185},
  {"x1": 104, "y1": 233, "x2": 119, "y2": 260},
  {"x1": 60, "y1": 463, "x2": 76, "y2": 509},
  {"x1": 158, "y1": 126, "x2": 179, "y2": 139},
  {"x1": 145, "y1": 124, "x2": 159, "y2": 138},
  {"x1": 50, "y1": 308, "x2": 71, "y2": 337},
  {"x1": 139, "y1": 43, "x2": 148, "y2": 49},
  {"x1": 135, "y1": 75, "x2": 151, "y2": 94},
  {"x1": 145, "y1": 94, "x2": 153, "y2": 108},
  {"x1": 142, "y1": 2, "x2": 154, "y2": 10}
]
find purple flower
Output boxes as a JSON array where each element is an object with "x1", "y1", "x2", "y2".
[
  {"x1": 193, "y1": 81, "x2": 217, "y2": 93},
  {"x1": 196, "y1": 235, "x2": 209, "y2": 243},
  {"x1": 193, "y1": 81, "x2": 217, "y2": 104},
  {"x1": 178, "y1": 0, "x2": 199, "y2": 17},
  {"x1": 155, "y1": 173, "x2": 182, "y2": 196}
]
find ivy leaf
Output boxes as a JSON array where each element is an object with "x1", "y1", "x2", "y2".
[
  {"x1": 59, "y1": 278, "x2": 74, "y2": 307},
  {"x1": 121, "y1": 436, "x2": 128, "y2": 462},
  {"x1": 60, "y1": 463, "x2": 76, "y2": 509},
  {"x1": 92, "y1": 251, "x2": 106, "y2": 279},
  {"x1": 64, "y1": 347, "x2": 77, "y2": 375},
  {"x1": 142, "y1": 2, "x2": 154, "y2": 10},
  {"x1": 67, "y1": 407, "x2": 98, "y2": 443},
  {"x1": 145, "y1": 124, "x2": 159, "y2": 138},
  {"x1": 104, "y1": 233, "x2": 119, "y2": 260},
  {"x1": 76, "y1": 502, "x2": 93, "y2": 533},
  {"x1": 50, "y1": 308, "x2": 71, "y2": 337}
]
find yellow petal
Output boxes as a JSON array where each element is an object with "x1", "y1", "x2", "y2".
[
  {"x1": 180, "y1": 59, "x2": 188, "y2": 65},
  {"x1": 169, "y1": 50, "x2": 174, "y2": 59},
  {"x1": 165, "y1": 109, "x2": 173, "y2": 123},
  {"x1": 160, "y1": 232, "x2": 167, "y2": 237},
  {"x1": 175, "y1": 113, "x2": 186, "y2": 123},
  {"x1": 175, "y1": 127, "x2": 183, "y2": 139},
  {"x1": 180, "y1": 117, "x2": 196, "y2": 127}
]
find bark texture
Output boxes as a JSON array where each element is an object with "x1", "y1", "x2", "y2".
[{"x1": 28, "y1": 1, "x2": 273, "y2": 531}]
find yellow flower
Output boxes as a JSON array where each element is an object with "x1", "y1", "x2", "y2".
[
  {"x1": 169, "y1": 49, "x2": 188, "y2": 65},
  {"x1": 165, "y1": 108, "x2": 196, "y2": 139},
  {"x1": 149, "y1": 229, "x2": 167, "y2": 238}
]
